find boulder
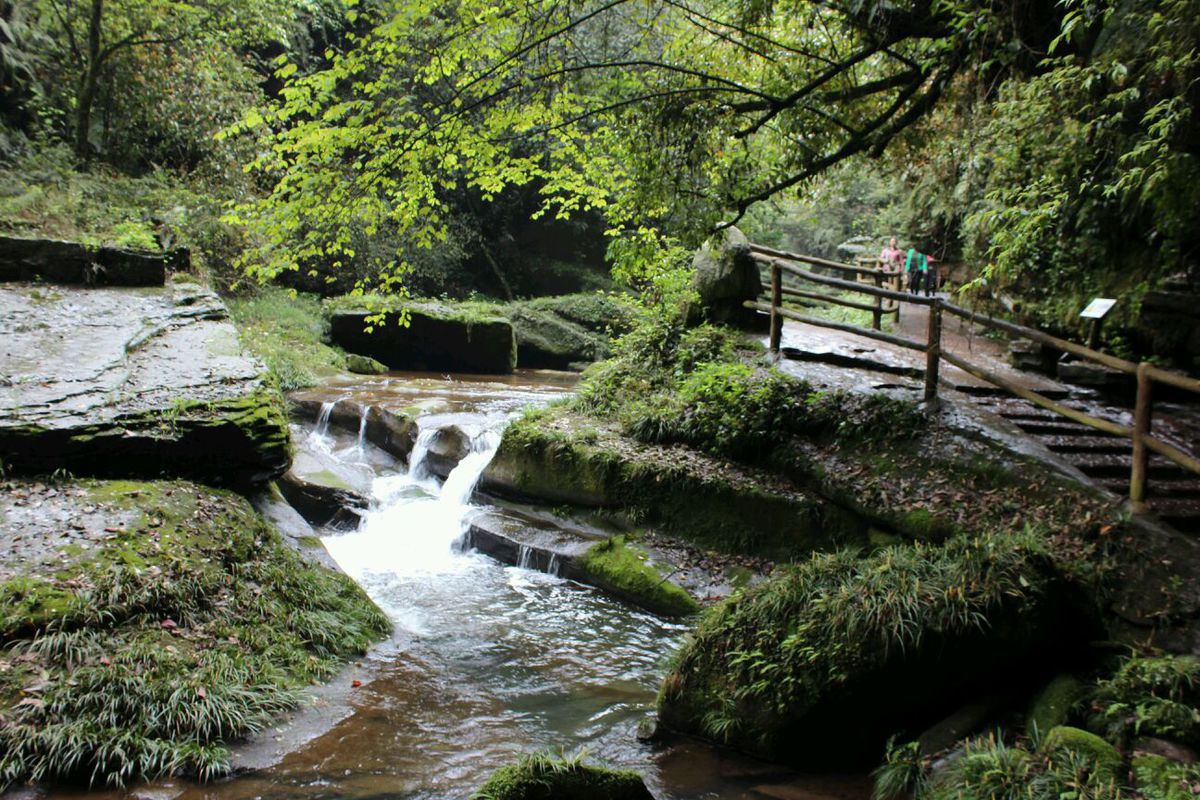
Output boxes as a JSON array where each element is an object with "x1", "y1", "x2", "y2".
[
  {"x1": 0, "y1": 234, "x2": 185, "y2": 286},
  {"x1": 1041, "y1": 726, "x2": 1123, "y2": 780},
  {"x1": 508, "y1": 294, "x2": 634, "y2": 370},
  {"x1": 329, "y1": 302, "x2": 516, "y2": 374},
  {"x1": 1027, "y1": 674, "x2": 1085, "y2": 736},
  {"x1": 657, "y1": 534, "x2": 1094, "y2": 769},
  {"x1": 422, "y1": 424, "x2": 470, "y2": 480},
  {"x1": 278, "y1": 471, "x2": 368, "y2": 530},
  {"x1": 0, "y1": 282, "x2": 289, "y2": 485},
  {"x1": 463, "y1": 514, "x2": 698, "y2": 617},
  {"x1": 345, "y1": 353, "x2": 388, "y2": 375},
  {"x1": 688, "y1": 226, "x2": 764, "y2": 328},
  {"x1": 479, "y1": 410, "x2": 866, "y2": 559}
]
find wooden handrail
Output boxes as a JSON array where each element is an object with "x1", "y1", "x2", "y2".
[
  {"x1": 746, "y1": 301, "x2": 926, "y2": 352},
  {"x1": 940, "y1": 351, "x2": 1133, "y2": 438},
  {"x1": 753, "y1": 245, "x2": 1199, "y2": 515},
  {"x1": 940, "y1": 300, "x2": 1138, "y2": 375},
  {"x1": 750, "y1": 244, "x2": 890, "y2": 278},
  {"x1": 756, "y1": 256, "x2": 935, "y2": 306},
  {"x1": 781, "y1": 286, "x2": 880, "y2": 313},
  {"x1": 1143, "y1": 363, "x2": 1200, "y2": 395}
]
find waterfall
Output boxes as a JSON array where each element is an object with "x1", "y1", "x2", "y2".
[
  {"x1": 355, "y1": 405, "x2": 369, "y2": 452},
  {"x1": 407, "y1": 425, "x2": 438, "y2": 481},
  {"x1": 517, "y1": 544, "x2": 534, "y2": 570},
  {"x1": 315, "y1": 400, "x2": 337, "y2": 437},
  {"x1": 323, "y1": 424, "x2": 503, "y2": 581}
]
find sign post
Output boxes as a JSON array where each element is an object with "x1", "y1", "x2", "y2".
[{"x1": 1079, "y1": 298, "x2": 1117, "y2": 351}]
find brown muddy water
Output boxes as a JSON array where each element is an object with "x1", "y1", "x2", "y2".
[{"x1": 38, "y1": 371, "x2": 870, "y2": 800}]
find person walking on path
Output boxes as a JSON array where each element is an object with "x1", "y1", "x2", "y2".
[
  {"x1": 879, "y1": 237, "x2": 904, "y2": 273},
  {"x1": 905, "y1": 247, "x2": 928, "y2": 295}
]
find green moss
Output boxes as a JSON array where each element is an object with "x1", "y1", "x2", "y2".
[
  {"x1": 1027, "y1": 674, "x2": 1085, "y2": 736},
  {"x1": 345, "y1": 353, "x2": 388, "y2": 374},
  {"x1": 896, "y1": 509, "x2": 957, "y2": 542},
  {"x1": 472, "y1": 753, "x2": 653, "y2": 800},
  {"x1": 1041, "y1": 726, "x2": 1123, "y2": 780},
  {"x1": 579, "y1": 536, "x2": 699, "y2": 617},
  {"x1": 0, "y1": 479, "x2": 390, "y2": 788}
]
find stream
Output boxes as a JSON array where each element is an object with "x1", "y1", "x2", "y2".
[{"x1": 50, "y1": 371, "x2": 870, "y2": 800}]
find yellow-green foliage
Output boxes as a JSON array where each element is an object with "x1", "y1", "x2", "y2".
[
  {"x1": 228, "y1": 287, "x2": 346, "y2": 390},
  {"x1": 579, "y1": 536, "x2": 699, "y2": 617},
  {"x1": 472, "y1": 752, "x2": 653, "y2": 800},
  {"x1": 0, "y1": 480, "x2": 390, "y2": 788}
]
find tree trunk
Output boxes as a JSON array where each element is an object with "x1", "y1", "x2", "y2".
[{"x1": 73, "y1": 0, "x2": 104, "y2": 163}]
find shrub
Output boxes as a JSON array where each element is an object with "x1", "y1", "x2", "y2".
[{"x1": 1096, "y1": 655, "x2": 1200, "y2": 748}]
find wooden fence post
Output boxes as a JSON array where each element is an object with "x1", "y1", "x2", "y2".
[
  {"x1": 1130, "y1": 361, "x2": 1152, "y2": 505},
  {"x1": 872, "y1": 272, "x2": 883, "y2": 331},
  {"x1": 769, "y1": 263, "x2": 783, "y2": 355},
  {"x1": 924, "y1": 298, "x2": 942, "y2": 405}
]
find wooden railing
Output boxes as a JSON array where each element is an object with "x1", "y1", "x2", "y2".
[
  {"x1": 747, "y1": 248, "x2": 1200, "y2": 508},
  {"x1": 752, "y1": 244, "x2": 901, "y2": 332}
]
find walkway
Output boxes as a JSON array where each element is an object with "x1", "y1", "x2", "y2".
[{"x1": 771, "y1": 298, "x2": 1200, "y2": 534}]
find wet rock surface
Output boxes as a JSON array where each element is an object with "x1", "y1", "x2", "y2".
[
  {"x1": 0, "y1": 282, "x2": 289, "y2": 485},
  {"x1": 289, "y1": 393, "x2": 418, "y2": 462},
  {"x1": 278, "y1": 470, "x2": 368, "y2": 530}
]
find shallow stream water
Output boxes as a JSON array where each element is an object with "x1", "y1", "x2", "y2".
[{"x1": 44, "y1": 371, "x2": 870, "y2": 800}]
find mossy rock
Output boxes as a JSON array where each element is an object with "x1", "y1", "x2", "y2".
[
  {"x1": 345, "y1": 353, "x2": 388, "y2": 375},
  {"x1": 1133, "y1": 754, "x2": 1200, "y2": 800},
  {"x1": 473, "y1": 754, "x2": 654, "y2": 800},
  {"x1": 479, "y1": 410, "x2": 866, "y2": 559},
  {"x1": 578, "y1": 536, "x2": 699, "y2": 617},
  {"x1": 328, "y1": 302, "x2": 516, "y2": 374},
  {"x1": 1041, "y1": 726, "x2": 1123, "y2": 779},
  {"x1": 1027, "y1": 674, "x2": 1085, "y2": 736},
  {"x1": 508, "y1": 294, "x2": 635, "y2": 369},
  {"x1": 0, "y1": 478, "x2": 391, "y2": 788},
  {"x1": 658, "y1": 533, "x2": 1092, "y2": 769}
]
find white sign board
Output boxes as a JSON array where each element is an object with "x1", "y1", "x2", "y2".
[{"x1": 1080, "y1": 298, "x2": 1117, "y2": 320}]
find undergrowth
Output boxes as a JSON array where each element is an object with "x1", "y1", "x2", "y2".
[
  {"x1": 228, "y1": 287, "x2": 347, "y2": 390},
  {"x1": 659, "y1": 530, "x2": 1057, "y2": 758},
  {"x1": 0, "y1": 480, "x2": 390, "y2": 788}
]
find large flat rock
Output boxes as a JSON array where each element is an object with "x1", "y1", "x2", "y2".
[
  {"x1": 0, "y1": 282, "x2": 289, "y2": 485},
  {"x1": 329, "y1": 303, "x2": 516, "y2": 374}
]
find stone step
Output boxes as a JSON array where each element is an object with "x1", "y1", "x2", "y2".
[
  {"x1": 1069, "y1": 453, "x2": 1191, "y2": 480},
  {"x1": 1011, "y1": 418, "x2": 1106, "y2": 437},
  {"x1": 1043, "y1": 435, "x2": 1129, "y2": 454},
  {"x1": 1148, "y1": 497, "x2": 1200, "y2": 534}
]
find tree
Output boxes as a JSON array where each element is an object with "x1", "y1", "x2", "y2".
[
  {"x1": 228, "y1": 0, "x2": 1056, "y2": 291},
  {"x1": 28, "y1": 0, "x2": 327, "y2": 162}
]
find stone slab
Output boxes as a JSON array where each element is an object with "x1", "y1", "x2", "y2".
[{"x1": 0, "y1": 282, "x2": 289, "y2": 485}]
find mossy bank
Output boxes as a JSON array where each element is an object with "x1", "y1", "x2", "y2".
[{"x1": 0, "y1": 478, "x2": 390, "y2": 787}]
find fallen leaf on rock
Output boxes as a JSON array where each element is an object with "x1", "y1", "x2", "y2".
[{"x1": 351, "y1": 680, "x2": 362, "y2": 688}]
